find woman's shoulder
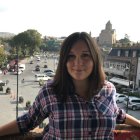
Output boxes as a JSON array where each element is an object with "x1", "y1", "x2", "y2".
[{"x1": 38, "y1": 80, "x2": 54, "y2": 98}]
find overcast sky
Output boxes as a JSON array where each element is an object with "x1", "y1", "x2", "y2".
[{"x1": 0, "y1": 0, "x2": 140, "y2": 41}]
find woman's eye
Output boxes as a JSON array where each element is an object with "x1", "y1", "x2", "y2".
[
  {"x1": 68, "y1": 54, "x2": 75, "y2": 60},
  {"x1": 82, "y1": 53, "x2": 91, "y2": 58}
]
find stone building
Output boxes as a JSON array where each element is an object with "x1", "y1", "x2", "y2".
[
  {"x1": 104, "y1": 45, "x2": 140, "y2": 91},
  {"x1": 98, "y1": 21, "x2": 116, "y2": 47}
]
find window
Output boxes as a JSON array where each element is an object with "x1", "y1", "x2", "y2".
[
  {"x1": 117, "y1": 50, "x2": 121, "y2": 56},
  {"x1": 132, "y1": 100, "x2": 140, "y2": 103},
  {"x1": 132, "y1": 51, "x2": 136, "y2": 57},
  {"x1": 125, "y1": 51, "x2": 129, "y2": 57}
]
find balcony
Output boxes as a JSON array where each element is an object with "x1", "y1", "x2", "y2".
[{"x1": 0, "y1": 124, "x2": 140, "y2": 140}]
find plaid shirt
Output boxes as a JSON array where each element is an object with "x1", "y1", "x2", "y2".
[{"x1": 17, "y1": 81, "x2": 126, "y2": 140}]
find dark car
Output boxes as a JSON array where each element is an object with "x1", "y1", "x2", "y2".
[
  {"x1": 45, "y1": 72, "x2": 55, "y2": 77},
  {"x1": 44, "y1": 64, "x2": 48, "y2": 68},
  {"x1": 35, "y1": 67, "x2": 40, "y2": 71},
  {"x1": 30, "y1": 61, "x2": 33, "y2": 64},
  {"x1": 35, "y1": 65, "x2": 40, "y2": 68},
  {"x1": 44, "y1": 69, "x2": 54, "y2": 73}
]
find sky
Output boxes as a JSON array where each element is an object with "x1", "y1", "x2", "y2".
[{"x1": 0, "y1": 0, "x2": 140, "y2": 42}]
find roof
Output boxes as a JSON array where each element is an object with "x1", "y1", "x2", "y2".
[{"x1": 109, "y1": 77, "x2": 133, "y2": 87}]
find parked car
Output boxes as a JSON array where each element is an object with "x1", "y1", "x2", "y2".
[
  {"x1": 45, "y1": 71, "x2": 55, "y2": 77},
  {"x1": 44, "y1": 64, "x2": 48, "y2": 68},
  {"x1": 30, "y1": 61, "x2": 33, "y2": 64},
  {"x1": 13, "y1": 70, "x2": 23, "y2": 75},
  {"x1": 124, "y1": 97, "x2": 140, "y2": 110},
  {"x1": 37, "y1": 56, "x2": 40, "y2": 61},
  {"x1": 44, "y1": 69, "x2": 54, "y2": 73},
  {"x1": 35, "y1": 65, "x2": 40, "y2": 68},
  {"x1": 0, "y1": 80, "x2": 6, "y2": 86},
  {"x1": 35, "y1": 67, "x2": 40, "y2": 71},
  {"x1": 34, "y1": 73, "x2": 52, "y2": 82},
  {"x1": 115, "y1": 93, "x2": 127, "y2": 103}
]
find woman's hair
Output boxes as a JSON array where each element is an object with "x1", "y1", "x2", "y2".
[{"x1": 51, "y1": 32, "x2": 106, "y2": 101}]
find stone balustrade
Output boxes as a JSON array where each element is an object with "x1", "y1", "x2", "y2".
[{"x1": 0, "y1": 124, "x2": 140, "y2": 140}]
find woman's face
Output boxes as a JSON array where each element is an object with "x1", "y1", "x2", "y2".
[{"x1": 66, "y1": 40, "x2": 94, "y2": 82}]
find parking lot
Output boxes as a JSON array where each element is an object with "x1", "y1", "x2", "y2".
[{"x1": 0, "y1": 55, "x2": 140, "y2": 126}]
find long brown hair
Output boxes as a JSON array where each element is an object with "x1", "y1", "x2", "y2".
[{"x1": 51, "y1": 32, "x2": 105, "y2": 101}]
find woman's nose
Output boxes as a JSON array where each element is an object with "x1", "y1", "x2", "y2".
[{"x1": 74, "y1": 57, "x2": 82, "y2": 65}]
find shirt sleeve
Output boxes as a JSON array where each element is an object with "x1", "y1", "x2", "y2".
[
  {"x1": 110, "y1": 83, "x2": 126, "y2": 124},
  {"x1": 116, "y1": 108, "x2": 126, "y2": 124},
  {"x1": 17, "y1": 85, "x2": 49, "y2": 134},
  {"x1": 95, "y1": 81, "x2": 126, "y2": 124}
]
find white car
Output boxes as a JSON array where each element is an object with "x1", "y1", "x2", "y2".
[
  {"x1": 37, "y1": 56, "x2": 40, "y2": 61},
  {"x1": 115, "y1": 93, "x2": 127, "y2": 103},
  {"x1": 35, "y1": 73, "x2": 52, "y2": 82},
  {"x1": 13, "y1": 70, "x2": 23, "y2": 75},
  {"x1": 124, "y1": 97, "x2": 140, "y2": 110},
  {"x1": 0, "y1": 80, "x2": 6, "y2": 86}
]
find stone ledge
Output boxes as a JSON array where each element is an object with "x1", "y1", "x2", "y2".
[{"x1": 0, "y1": 124, "x2": 140, "y2": 140}]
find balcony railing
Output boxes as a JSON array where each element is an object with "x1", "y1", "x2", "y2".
[{"x1": 0, "y1": 124, "x2": 140, "y2": 140}]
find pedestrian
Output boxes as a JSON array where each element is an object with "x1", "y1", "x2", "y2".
[
  {"x1": 10, "y1": 90, "x2": 16, "y2": 100},
  {"x1": 0, "y1": 32, "x2": 140, "y2": 139}
]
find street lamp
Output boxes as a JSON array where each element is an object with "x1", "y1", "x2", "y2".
[
  {"x1": 125, "y1": 63, "x2": 131, "y2": 113},
  {"x1": 16, "y1": 45, "x2": 19, "y2": 119}
]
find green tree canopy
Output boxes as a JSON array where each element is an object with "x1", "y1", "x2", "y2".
[
  {"x1": 0, "y1": 47, "x2": 6, "y2": 68},
  {"x1": 11, "y1": 29, "x2": 42, "y2": 56}
]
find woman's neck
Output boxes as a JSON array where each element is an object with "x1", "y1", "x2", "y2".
[{"x1": 73, "y1": 80, "x2": 89, "y2": 100}]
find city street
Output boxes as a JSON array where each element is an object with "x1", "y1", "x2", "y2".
[
  {"x1": 0, "y1": 54, "x2": 139, "y2": 126},
  {"x1": 0, "y1": 55, "x2": 57, "y2": 125}
]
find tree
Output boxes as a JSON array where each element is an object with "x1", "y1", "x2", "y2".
[
  {"x1": 0, "y1": 47, "x2": 6, "y2": 68},
  {"x1": 119, "y1": 34, "x2": 131, "y2": 46},
  {"x1": 11, "y1": 29, "x2": 42, "y2": 57}
]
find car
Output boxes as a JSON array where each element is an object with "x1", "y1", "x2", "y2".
[
  {"x1": 124, "y1": 97, "x2": 140, "y2": 110},
  {"x1": 44, "y1": 69, "x2": 54, "y2": 73},
  {"x1": 45, "y1": 71, "x2": 55, "y2": 77},
  {"x1": 0, "y1": 80, "x2": 6, "y2": 86},
  {"x1": 35, "y1": 65, "x2": 40, "y2": 68},
  {"x1": 37, "y1": 56, "x2": 40, "y2": 61},
  {"x1": 115, "y1": 93, "x2": 127, "y2": 103},
  {"x1": 34, "y1": 73, "x2": 52, "y2": 82},
  {"x1": 30, "y1": 61, "x2": 33, "y2": 64},
  {"x1": 35, "y1": 67, "x2": 40, "y2": 71},
  {"x1": 13, "y1": 70, "x2": 23, "y2": 75},
  {"x1": 44, "y1": 64, "x2": 48, "y2": 68}
]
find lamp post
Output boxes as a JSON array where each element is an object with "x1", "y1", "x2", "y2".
[
  {"x1": 16, "y1": 45, "x2": 19, "y2": 119},
  {"x1": 126, "y1": 62, "x2": 131, "y2": 113}
]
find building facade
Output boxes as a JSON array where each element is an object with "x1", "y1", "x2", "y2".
[
  {"x1": 98, "y1": 21, "x2": 116, "y2": 47},
  {"x1": 104, "y1": 45, "x2": 140, "y2": 91}
]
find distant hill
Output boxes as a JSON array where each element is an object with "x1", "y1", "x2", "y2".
[{"x1": 0, "y1": 32, "x2": 15, "y2": 38}]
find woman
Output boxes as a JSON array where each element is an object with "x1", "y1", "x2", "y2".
[{"x1": 0, "y1": 32, "x2": 140, "y2": 139}]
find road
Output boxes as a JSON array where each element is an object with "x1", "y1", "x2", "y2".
[
  {"x1": 0, "y1": 55, "x2": 57, "y2": 125},
  {"x1": 0, "y1": 54, "x2": 139, "y2": 126}
]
